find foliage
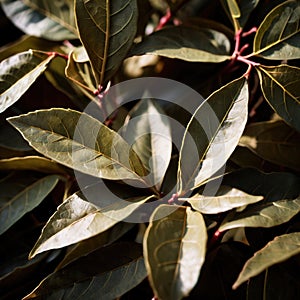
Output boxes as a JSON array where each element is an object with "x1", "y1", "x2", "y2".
[{"x1": 0, "y1": 0, "x2": 299, "y2": 299}]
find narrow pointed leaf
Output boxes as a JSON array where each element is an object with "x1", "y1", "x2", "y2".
[
  {"x1": 144, "y1": 204, "x2": 207, "y2": 300},
  {"x1": 233, "y1": 232, "x2": 300, "y2": 289},
  {"x1": 257, "y1": 65, "x2": 300, "y2": 132},
  {"x1": 75, "y1": 0, "x2": 138, "y2": 87},
  {"x1": 253, "y1": 0, "x2": 300, "y2": 59},
  {"x1": 186, "y1": 186, "x2": 263, "y2": 214},
  {"x1": 178, "y1": 76, "x2": 248, "y2": 192},
  {"x1": 0, "y1": 50, "x2": 55, "y2": 113},
  {"x1": 0, "y1": 173, "x2": 60, "y2": 235},
  {"x1": 7, "y1": 108, "x2": 148, "y2": 181},
  {"x1": 130, "y1": 26, "x2": 231, "y2": 63}
]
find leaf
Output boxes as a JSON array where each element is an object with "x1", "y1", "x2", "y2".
[
  {"x1": 144, "y1": 204, "x2": 207, "y2": 300},
  {"x1": 130, "y1": 26, "x2": 231, "y2": 63},
  {"x1": 257, "y1": 65, "x2": 300, "y2": 132},
  {"x1": 29, "y1": 185, "x2": 154, "y2": 258},
  {"x1": 1, "y1": 0, "x2": 77, "y2": 41},
  {"x1": 227, "y1": 0, "x2": 241, "y2": 18},
  {"x1": 7, "y1": 108, "x2": 148, "y2": 181},
  {"x1": 75, "y1": 0, "x2": 138, "y2": 87},
  {"x1": 0, "y1": 172, "x2": 60, "y2": 235},
  {"x1": 239, "y1": 120, "x2": 300, "y2": 171},
  {"x1": 24, "y1": 242, "x2": 147, "y2": 300},
  {"x1": 122, "y1": 99, "x2": 172, "y2": 189},
  {"x1": 253, "y1": 0, "x2": 300, "y2": 59},
  {"x1": 0, "y1": 50, "x2": 55, "y2": 113},
  {"x1": 219, "y1": 195, "x2": 300, "y2": 232},
  {"x1": 233, "y1": 232, "x2": 300, "y2": 289},
  {"x1": 178, "y1": 76, "x2": 248, "y2": 192},
  {"x1": 186, "y1": 186, "x2": 263, "y2": 214}
]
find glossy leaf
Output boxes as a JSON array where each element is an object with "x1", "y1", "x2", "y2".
[
  {"x1": 257, "y1": 65, "x2": 300, "y2": 132},
  {"x1": 144, "y1": 204, "x2": 207, "y2": 300},
  {"x1": 186, "y1": 186, "x2": 263, "y2": 214},
  {"x1": 1, "y1": 0, "x2": 76, "y2": 41},
  {"x1": 130, "y1": 26, "x2": 231, "y2": 63},
  {"x1": 0, "y1": 50, "x2": 55, "y2": 113},
  {"x1": 239, "y1": 120, "x2": 300, "y2": 171},
  {"x1": 253, "y1": 0, "x2": 300, "y2": 59},
  {"x1": 233, "y1": 232, "x2": 300, "y2": 289},
  {"x1": 25, "y1": 242, "x2": 147, "y2": 300},
  {"x1": 75, "y1": 0, "x2": 138, "y2": 87},
  {"x1": 7, "y1": 108, "x2": 148, "y2": 181},
  {"x1": 0, "y1": 173, "x2": 60, "y2": 235},
  {"x1": 178, "y1": 76, "x2": 248, "y2": 192},
  {"x1": 219, "y1": 195, "x2": 300, "y2": 232}
]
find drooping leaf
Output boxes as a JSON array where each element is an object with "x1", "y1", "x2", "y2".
[
  {"x1": 178, "y1": 76, "x2": 248, "y2": 192},
  {"x1": 25, "y1": 242, "x2": 147, "y2": 300},
  {"x1": 253, "y1": 0, "x2": 300, "y2": 59},
  {"x1": 7, "y1": 108, "x2": 148, "y2": 182},
  {"x1": 144, "y1": 204, "x2": 207, "y2": 300},
  {"x1": 239, "y1": 120, "x2": 300, "y2": 171},
  {"x1": 1, "y1": 0, "x2": 77, "y2": 41},
  {"x1": 219, "y1": 195, "x2": 300, "y2": 232},
  {"x1": 0, "y1": 172, "x2": 60, "y2": 235},
  {"x1": 233, "y1": 232, "x2": 300, "y2": 289},
  {"x1": 186, "y1": 186, "x2": 263, "y2": 214},
  {"x1": 257, "y1": 65, "x2": 300, "y2": 132},
  {"x1": 75, "y1": 0, "x2": 138, "y2": 87},
  {"x1": 0, "y1": 50, "x2": 55, "y2": 113},
  {"x1": 130, "y1": 26, "x2": 231, "y2": 63}
]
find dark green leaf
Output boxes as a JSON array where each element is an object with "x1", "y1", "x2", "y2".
[
  {"x1": 75, "y1": 0, "x2": 138, "y2": 87},
  {"x1": 257, "y1": 65, "x2": 300, "y2": 132},
  {"x1": 144, "y1": 204, "x2": 207, "y2": 300},
  {"x1": 253, "y1": 0, "x2": 300, "y2": 59}
]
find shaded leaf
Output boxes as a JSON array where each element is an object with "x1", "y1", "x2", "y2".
[
  {"x1": 130, "y1": 26, "x2": 231, "y2": 63},
  {"x1": 7, "y1": 108, "x2": 148, "y2": 181},
  {"x1": 0, "y1": 50, "x2": 55, "y2": 113},
  {"x1": 233, "y1": 232, "x2": 300, "y2": 289},
  {"x1": 239, "y1": 120, "x2": 300, "y2": 171},
  {"x1": 25, "y1": 242, "x2": 147, "y2": 300},
  {"x1": 75, "y1": 0, "x2": 138, "y2": 87},
  {"x1": 253, "y1": 0, "x2": 300, "y2": 59},
  {"x1": 257, "y1": 65, "x2": 300, "y2": 132},
  {"x1": 178, "y1": 76, "x2": 248, "y2": 192},
  {"x1": 0, "y1": 172, "x2": 60, "y2": 235},
  {"x1": 144, "y1": 204, "x2": 207, "y2": 300}
]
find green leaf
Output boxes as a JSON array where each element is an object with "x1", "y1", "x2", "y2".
[
  {"x1": 227, "y1": 0, "x2": 241, "y2": 18},
  {"x1": 7, "y1": 108, "x2": 148, "y2": 181},
  {"x1": 130, "y1": 26, "x2": 231, "y2": 63},
  {"x1": 219, "y1": 195, "x2": 300, "y2": 232},
  {"x1": 1, "y1": 0, "x2": 76, "y2": 41},
  {"x1": 233, "y1": 232, "x2": 300, "y2": 289},
  {"x1": 75, "y1": 0, "x2": 138, "y2": 87},
  {"x1": 239, "y1": 120, "x2": 300, "y2": 171},
  {"x1": 0, "y1": 50, "x2": 55, "y2": 113},
  {"x1": 25, "y1": 242, "x2": 147, "y2": 300},
  {"x1": 144, "y1": 204, "x2": 207, "y2": 300},
  {"x1": 0, "y1": 172, "x2": 60, "y2": 235},
  {"x1": 29, "y1": 185, "x2": 154, "y2": 258},
  {"x1": 178, "y1": 76, "x2": 248, "y2": 192},
  {"x1": 253, "y1": 0, "x2": 300, "y2": 59},
  {"x1": 122, "y1": 99, "x2": 172, "y2": 189},
  {"x1": 186, "y1": 186, "x2": 263, "y2": 214},
  {"x1": 257, "y1": 65, "x2": 300, "y2": 132}
]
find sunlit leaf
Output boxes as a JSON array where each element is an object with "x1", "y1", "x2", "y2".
[
  {"x1": 257, "y1": 65, "x2": 300, "y2": 132},
  {"x1": 253, "y1": 0, "x2": 300, "y2": 59},
  {"x1": 227, "y1": 0, "x2": 240, "y2": 18},
  {"x1": 144, "y1": 204, "x2": 207, "y2": 300},
  {"x1": 130, "y1": 26, "x2": 231, "y2": 63},
  {"x1": 178, "y1": 76, "x2": 248, "y2": 192},
  {"x1": 75, "y1": 0, "x2": 138, "y2": 87},
  {"x1": 0, "y1": 50, "x2": 55, "y2": 113},
  {"x1": 233, "y1": 232, "x2": 300, "y2": 289}
]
